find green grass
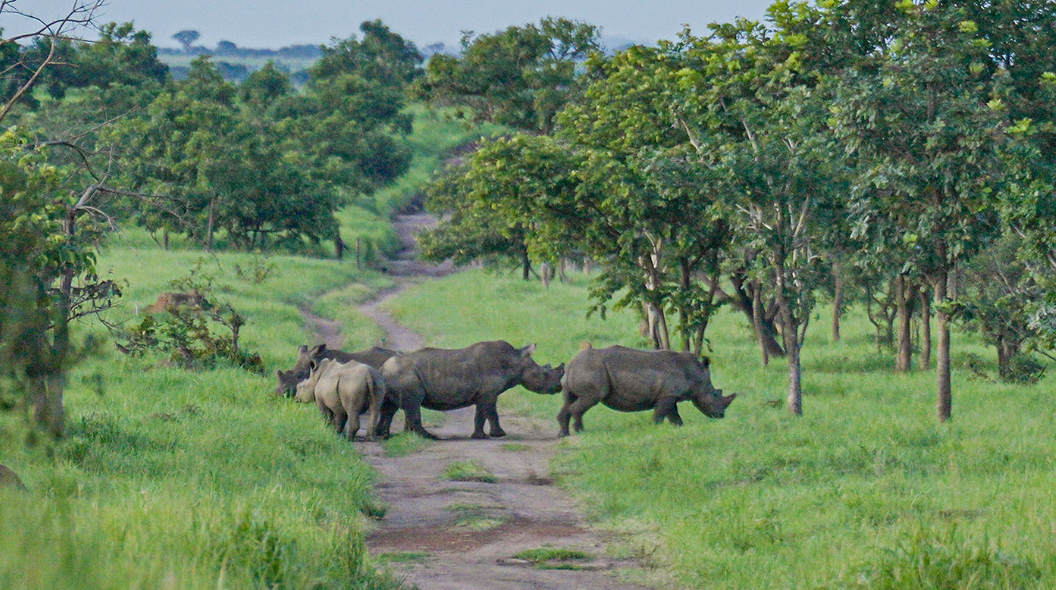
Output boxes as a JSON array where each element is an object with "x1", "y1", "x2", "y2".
[
  {"x1": 380, "y1": 433, "x2": 430, "y2": 457},
  {"x1": 441, "y1": 460, "x2": 497, "y2": 483},
  {"x1": 375, "y1": 552, "x2": 432, "y2": 563},
  {"x1": 446, "y1": 503, "x2": 505, "y2": 531},
  {"x1": 513, "y1": 547, "x2": 592, "y2": 563},
  {"x1": 385, "y1": 268, "x2": 1056, "y2": 590},
  {"x1": 0, "y1": 247, "x2": 402, "y2": 590}
]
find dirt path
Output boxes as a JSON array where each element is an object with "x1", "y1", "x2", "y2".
[{"x1": 308, "y1": 212, "x2": 649, "y2": 590}]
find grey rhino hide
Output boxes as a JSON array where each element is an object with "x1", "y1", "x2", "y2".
[
  {"x1": 558, "y1": 344, "x2": 736, "y2": 436},
  {"x1": 295, "y1": 358, "x2": 386, "y2": 442},
  {"x1": 274, "y1": 343, "x2": 398, "y2": 396},
  {"x1": 377, "y1": 340, "x2": 564, "y2": 440}
]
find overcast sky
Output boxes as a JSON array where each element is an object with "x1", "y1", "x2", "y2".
[{"x1": 21, "y1": 0, "x2": 774, "y2": 49}]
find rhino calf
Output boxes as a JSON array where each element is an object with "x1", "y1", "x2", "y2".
[
  {"x1": 275, "y1": 343, "x2": 398, "y2": 396},
  {"x1": 378, "y1": 341, "x2": 564, "y2": 440},
  {"x1": 296, "y1": 358, "x2": 386, "y2": 441},
  {"x1": 558, "y1": 344, "x2": 736, "y2": 436}
]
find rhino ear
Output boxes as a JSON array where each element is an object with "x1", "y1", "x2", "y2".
[
  {"x1": 298, "y1": 345, "x2": 308, "y2": 354},
  {"x1": 520, "y1": 343, "x2": 537, "y2": 357},
  {"x1": 310, "y1": 344, "x2": 326, "y2": 357},
  {"x1": 276, "y1": 370, "x2": 283, "y2": 378},
  {"x1": 556, "y1": 362, "x2": 565, "y2": 371},
  {"x1": 700, "y1": 355, "x2": 711, "y2": 368}
]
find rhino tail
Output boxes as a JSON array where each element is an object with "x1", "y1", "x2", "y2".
[{"x1": 579, "y1": 341, "x2": 593, "y2": 351}]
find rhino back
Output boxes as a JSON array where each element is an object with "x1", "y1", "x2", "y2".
[
  {"x1": 384, "y1": 341, "x2": 522, "y2": 408},
  {"x1": 568, "y1": 346, "x2": 696, "y2": 409},
  {"x1": 348, "y1": 347, "x2": 398, "y2": 370}
]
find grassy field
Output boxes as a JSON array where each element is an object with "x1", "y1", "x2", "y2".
[
  {"x1": 385, "y1": 269, "x2": 1056, "y2": 589},
  {"x1": 0, "y1": 248, "x2": 400, "y2": 589}
]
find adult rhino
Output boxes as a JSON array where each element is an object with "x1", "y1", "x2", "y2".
[
  {"x1": 275, "y1": 344, "x2": 397, "y2": 396},
  {"x1": 558, "y1": 344, "x2": 736, "y2": 436},
  {"x1": 377, "y1": 341, "x2": 564, "y2": 440},
  {"x1": 296, "y1": 358, "x2": 386, "y2": 441}
]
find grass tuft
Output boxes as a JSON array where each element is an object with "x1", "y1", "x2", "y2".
[{"x1": 441, "y1": 460, "x2": 497, "y2": 483}]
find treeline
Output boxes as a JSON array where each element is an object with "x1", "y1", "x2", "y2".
[
  {"x1": 1, "y1": 8, "x2": 422, "y2": 436},
  {"x1": 414, "y1": 3, "x2": 1056, "y2": 420}
]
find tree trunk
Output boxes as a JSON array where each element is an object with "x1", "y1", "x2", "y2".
[
  {"x1": 786, "y1": 333, "x2": 803, "y2": 416},
  {"x1": 540, "y1": 261, "x2": 551, "y2": 289},
  {"x1": 896, "y1": 274, "x2": 913, "y2": 372},
  {"x1": 752, "y1": 282, "x2": 770, "y2": 367},
  {"x1": 997, "y1": 338, "x2": 1020, "y2": 379},
  {"x1": 832, "y1": 261, "x2": 843, "y2": 342},
  {"x1": 920, "y1": 286, "x2": 932, "y2": 370},
  {"x1": 775, "y1": 270, "x2": 802, "y2": 416},
  {"x1": 935, "y1": 268, "x2": 952, "y2": 422},
  {"x1": 206, "y1": 198, "x2": 216, "y2": 252},
  {"x1": 728, "y1": 275, "x2": 786, "y2": 358},
  {"x1": 163, "y1": 229, "x2": 169, "y2": 251},
  {"x1": 521, "y1": 251, "x2": 531, "y2": 281}
]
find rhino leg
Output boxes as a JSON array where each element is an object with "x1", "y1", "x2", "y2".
[
  {"x1": 403, "y1": 404, "x2": 438, "y2": 440},
  {"x1": 654, "y1": 397, "x2": 683, "y2": 426},
  {"x1": 375, "y1": 395, "x2": 400, "y2": 439},
  {"x1": 471, "y1": 404, "x2": 489, "y2": 439},
  {"x1": 567, "y1": 396, "x2": 599, "y2": 434},
  {"x1": 485, "y1": 404, "x2": 505, "y2": 438},
  {"x1": 557, "y1": 391, "x2": 575, "y2": 437},
  {"x1": 365, "y1": 392, "x2": 383, "y2": 442},
  {"x1": 333, "y1": 407, "x2": 349, "y2": 436},
  {"x1": 345, "y1": 409, "x2": 361, "y2": 441}
]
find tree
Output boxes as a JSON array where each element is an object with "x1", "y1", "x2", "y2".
[
  {"x1": 0, "y1": 2, "x2": 151, "y2": 438},
  {"x1": 419, "y1": 162, "x2": 535, "y2": 277},
  {"x1": 832, "y1": 2, "x2": 1009, "y2": 421},
  {"x1": 172, "y1": 29, "x2": 200, "y2": 53},
  {"x1": 961, "y1": 235, "x2": 1054, "y2": 379},
  {"x1": 107, "y1": 57, "x2": 341, "y2": 250},
  {"x1": 39, "y1": 22, "x2": 168, "y2": 99},
  {"x1": 415, "y1": 17, "x2": 601, "y2": 134}
]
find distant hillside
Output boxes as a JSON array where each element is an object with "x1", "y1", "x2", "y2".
[{"x1": 159, "y1": 42, "x2": 322, "y2": 83}]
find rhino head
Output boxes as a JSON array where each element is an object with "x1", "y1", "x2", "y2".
[
  {"x1": 294, "y1": 358, "x2": 327, "y2": 403},
  {"x1": 689, "y1": 356, "x2": 737, "y2": 418},
  {"x1": 516, "y1": 343, "x2": 565, "y2": 394},
  {"x1": 692, "y1": 390, "x2": 737, "y2": 418},
  {"x1": 274, "y1": 369, "x2": 301, "y2": 396},
  {"x1": 275, "y1": 344, "x2": 326, "y2": 396}
]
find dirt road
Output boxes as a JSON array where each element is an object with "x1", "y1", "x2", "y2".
[{"x1": 314, "y1": 211, "x2": 650, "y2": 590}]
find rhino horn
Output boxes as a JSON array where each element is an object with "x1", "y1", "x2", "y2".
[
  {"x1": 722, "y1": 393, "x2": 737, "y2": 407},
  {"x1": 310, "y1": 343, "x2": 327, "y2": 357},
  {"x1": 520, "y1": 343, "x2": 537, "y2": 357}
]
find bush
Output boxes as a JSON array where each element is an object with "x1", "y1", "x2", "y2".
[{"x1": 1000, "y1": 353, "x2": 1046, "y2": 384}]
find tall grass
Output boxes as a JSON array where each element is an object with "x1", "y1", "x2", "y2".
[
  {"x1": 0, "y1": 247, "x2": 401, "y2": 590},
  {"x1": 385, "y1": 269, "x2": 1056, "y2": 589}
]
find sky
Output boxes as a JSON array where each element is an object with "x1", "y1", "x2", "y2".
[{"x1": 20, "y1": 0, "x2": 774, "y2": 49}]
